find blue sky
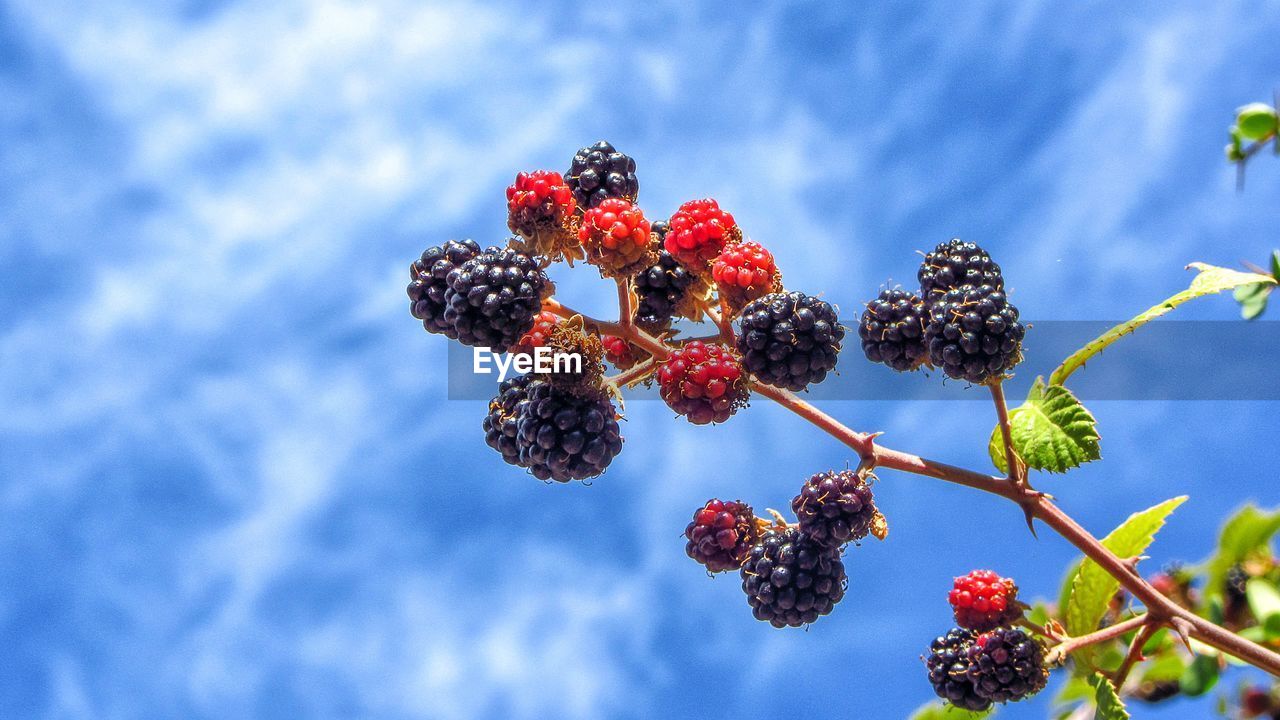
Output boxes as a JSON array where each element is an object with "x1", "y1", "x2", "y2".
[{"x1": 2, "y1": 1, "x2": 1279, "y2": 718}]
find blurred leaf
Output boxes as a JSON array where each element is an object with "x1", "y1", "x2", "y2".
[
  {"x1": 1179, "y1": 654, "x2": 1220, "y2": 697},
  {"x1": 907, "y1": 701, "x2": 992, "y2": 720},
  {"x1": 1271, "y1": 250, "x2": 1280, "y2": 279},
  {"x1": 1027, "y1": 602, "x2": 1052, "y2": 628},
  {"x1": 1050, "y1": 263, "x2": 1276, "y2": 385},
  {"x1": 1090, "y1": 674, "x2": 1130, "y2": 720},
  {"x1": 1066, "y1": 497, "x2": 1188, "y2": 640},
  {"x1": 1234, "y1": 282, "x2": 1272, "y2": 320},
  {"x1": 1141, "y1": 650, "x2": 1187, "y2": 683},
  {"x1": 988, "y1": 378, "x2": 1100, "y2": 474},
  {"x1": 1237, "y1": 103, "x2": 1279, "y2": 141},
  {"x1": 1205, "y1": 505, "x2": 1280, "y2": 600},
  {"x1": 1247, "y1": 578, "x2": 1280, "y2": 623}
]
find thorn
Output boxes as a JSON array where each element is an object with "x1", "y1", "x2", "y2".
[
  {"x1": 1120, "y1": 555, "x2": 1148, "y2": 574},
  {"x1": 1170, "y1": 617, "x2": 1195, "y2": 653},
  {"x1": 1022, "y1": 504, "x2": 1039, "y2": 538}
]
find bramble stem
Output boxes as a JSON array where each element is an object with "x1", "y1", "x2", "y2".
[
  {"x1": 1047, "y1": 614, "x2": 1148, "y2": 665},
  {"x1": 989, "y1": 381, "x2": 1022, "y2": 484},
  {"x1": 616, "y1": 278, "x2": 634, "y2": 330},
  {"x1": 1113, "y1": 621, "x2": 1160, "y2": 687},
  {"x1": 607, "y1": 357, "x2": 658, "y2": 387},
  {"x1": 549, "y1": 296, "x2": 1280, "y2": 677}
]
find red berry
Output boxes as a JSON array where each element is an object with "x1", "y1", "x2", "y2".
[
  {"x1": 578, "y1": 198, "x2": 655, "y2": 277},
  {"x1": 665, "y1": 199, "x2": 741, "y2": 273},
  {"x1": 684, "y1": 498, "x2": 757, "y2": 573},
  {"x1": 602, "y1": 334, "x2": 646, "y2": 370},
  {"x1": 712, "y1": 240, "x2": 780, "y2": 309},
  {"x1": 511, "y1": 310, "x2": 559, "y2": 356},
  {"x1": 948, "y1": 569, "x2": 1023, "y2": 632},
  {"x1": 656, "y1": 340, "x2": 749, "y2": 424},
  {"x1": 1241, "y1": 687, "x2": 1272, "y2": 717},
  {"x1": 506, "y1": 170, "x2": 579, "y2": 261}
]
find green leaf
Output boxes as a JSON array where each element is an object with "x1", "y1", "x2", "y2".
[
  {"x1": 1050, "y1": 263, "x2": 1276, "y2": 386},
  {"x1": 1237, "y1": 103, "x2": 1279, "y2": 141},
  {"x1": 1234, "y1": 282, "x2": 1273, "y2": 320},
  {"x1": 1270, "y1": 250, "x2": 1280, "y2": 280},
  {"x1": 907, "y1": 701, "x2": 993, "y2": 720},
  {"x1": 988, "y1": 378, "x2": 1101, "y2": 474},
  {"x1": 1090, "y1": 674, "x2": 1130, "y2": 720},
  {"x1": 1205, "y1": 505, "x2": 1280, "y2": 600},
  {"x1": 1066, "y1": 497, "x2": 1188, "y2": 639},
  {"x1": 1179, "y1": 654, "x2": 1220, "y2": 697},
  {"x1": 1140, "y1": 650, "x2": 1187, "y2": 683}
]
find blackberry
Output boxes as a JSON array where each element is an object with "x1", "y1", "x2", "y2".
[
  {"x1": 483, "y1": 374, "x2": 537, "y2": 467},
  {"x1": 407, "y1": 239, "x2": 481, "y2": 337},
  {"x1": 539, "y1": 317, "x2": 606, "y2": 394},
  {"x1": 444, "y1": 246, "x2": 551, "y2": 350},
  {"x1": 506, "y1": 170, "x2": 580, "y2": 262},
  {"x1": 656, "y1": 340, "x2": 750, "y2": 425},
  {"x1": 925, "y1": 284, "x2": 1024, "y2": 384},
  {"x1": 925, "y1": 628, "x2": 991, "y2": 712},
  {"x1": 516, "y1": 382, "x2": 623, "y2": 482},
  {"x1": 859, "y1": 288, "x2": 928, "y2": 372},
  {"x1": 579, "y1": 198, "x2": 656, "y2": 278},
  {"x1": 634, "y1": 247, "x2": 700, "y2": 332},
  {"x1": 949, "y1": 570, "x2": 1023, "y2": 633},
  {"x1": 966, "y1": 627, "x2": 1048, "y2": 704},
  {"x1": 685, "y1": 499, "x2": 758, "y2": 573},
  {"x1": 566, "y1": 140, "x2": 639, "y2": 209},
  {"x1": 712, "y1": 240, "x2": 781, "y2": 312},
  {"x1": 665, "y1": 198, "x2": 741, "y2": 273},
  {"x1": 739, "y1": 527, "x2": 846, "y2": 628},
  {"x1": 737, "y1": 291, "x2": 845, "y2": 391},
  {"x1": 918, "y1": 238, "x2": 1004, "y2": 301},
  {"x1": 791, "y1": 469, "x2": 880, "y2": 548}
]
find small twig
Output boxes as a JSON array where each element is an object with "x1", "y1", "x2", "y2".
[
  {"x1": 607, "y1": 357, "x2": 658, "y2": 387},
  {"x1": 1047, "y1": 614, "x2": 1148, "y2": 665},
  {"x1": 989, "y1": 381, "x2": 1022, "y2": 485},
  {"x1": 1112, "y1": 621, "x2": 1161, "y2": 688},
  {"x1": 616, "y1": 278, "x2": 635, "y2": 330},
  {"x1": 703, "y1": 302, "x2": 734, "y2": 343}
]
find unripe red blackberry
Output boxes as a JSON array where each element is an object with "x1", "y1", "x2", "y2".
[
  {"x1": 925, "y1": 284, "x2": 1024, "y2": 384},
  {"x1": 712, "y1": 240, "x2": 781, "y2": 312},
  {"x1": 579, "y1": 198, "x2": 656, "y2": 278},
  {"x1": 408, "y1": 239, "x2": 481, "y2": 337},
  {"x1": 737, "y1": 291, "x2": 844, "y2": 391},
  {"x1": 966, "y1": 627, "x2": 1048, "y2": 704},
  {"x1": 602, "y1": 335, "x2": 647, "y2": 371},
  {"x1": 948, "y1": 570, "x2": 1023, "y2": 632},
  {"x1": 516, "y1": 382, "x2": 623, "y2": 482},
  {"x1": 740, "y1": 527, "x2": 847, "y2": 628},
  {"x1": 665, "y1": 199, "x2": 741, "y2": 273},
  {"x1": 566, "y1": 140, "x2": 638, "y2": 209},
  {"x1": 791, "y1": 469, "x2": 880, "y2": 548},
  {"x1": 506, "y1": 170, "x2": 580, "y2": 262},
  {"x1": 685, "y1": 499, "x2": 758, "y2": 573},
  {"x1": 511, "y1": 310, "x2": 560, "y2": 357},
  {"x1": 483, "y1": 374, "x2": 537, "y2": 467},
  {"x1": 859, "y1": 288, "x2": 928, "y2": 372},
  {"x1": 445, "y1": 246, "x2": 552, "y2": 350},
  {"x1": 918, "y1": 238, "x2": 1004, "y2": 301},
  {"x1": 925, "y1": 628, "x2": 991, "y2": 712},
  {"x1": 656, "y1": 340, "x2": 749, "y2": 425}
]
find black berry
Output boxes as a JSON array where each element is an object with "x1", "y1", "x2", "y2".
[
  {"x1": 859, "y1": 288, "x2": 928, "y2": 372},
  {"x1": 516, "y1": 382, "x2": 623, "y2": 482},
  {"x1": 633, "y1": 244, "x2": 698, "y2": 333},
  {"x1": 483, "y1": 374, "x2": 537, "y2": 467},
  {"x1": 925, "y1": 628, "x2": 991, "y2": 712},
  {"x1": 918, "y1": 238, "x2": 1004, "y2": 301},
  {"x1": 408, "y1": 239, "x2": 481, "y2": 337},
  {"x1": 685, "y1": 499, "x2": 758, "y2": 573},
  {"x1": 737, "y1": 291, "x2": 845, "y2": 391},
  {"x1": 925, "y1": 284, "x2": 1024, "y2": 384},
  {"x1": 566, "y1": 140, "x2": 639, "y2": 209},
  {"x1": 740, "y1": 527, "x2": 846, "y2": 628},
  {"x1": 445, "y1": 245, "x2": 550, "y2": 350},
  {"x1": 966, "y1": 627, "x2": 1048, "y2": 704},
  {"x1": 791, "y1": 470, "x2": 880, "y2": 548}
]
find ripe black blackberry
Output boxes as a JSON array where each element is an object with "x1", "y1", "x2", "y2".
[
  {"x1": 444, "y1": 245, "x2": 551, "y2": 350},
  {"x1": 633, "y1": 246, "x2": 699, "y2": 332},
  {"x1": 739, "y1": 527, "x2": 846, "y2": 628},
  {"x1": 737, "y1": 291, "x2": 845, "y2": 391},
  {"x1": 408, "y1": 239, "x2": 481, "y2": 337},
  {"x1": 918, "y1": 238, "x2": 1004, "y2": 301},
  {"x1": 791, "y1": 469, "x2": 881, "y2": 548},
  {"x1": 966, "y1": 627, "x2": 1048, "y2": 704},
  {"x1": 925, "y1": 628, "x2": 991, "y2": 712},
  {"x1": 566, "y1": 140, "x2": 639, "y2": 209},
  {"x1": 483, "y1": 374, "x2": 537, "y2": 467},
  {"x1": 516, "y1": 382, "x2": 623, "y2": 482},
  {"x1": 925, "y1": 284, "x2": 1025, "y2": 384},
  {"x1": 859, "y1": 288, "x2": 928, "y2": 372}
]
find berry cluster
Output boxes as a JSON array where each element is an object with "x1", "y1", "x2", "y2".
[
  {"x1": 506, "y1": 170, "x2": 579, "y2": 262},
  {"x1": 657, "y1": 340, "x2": 749, "y2": 425},
  {"x1": 861, "y1": 238, "x2": 1025, "y2": 385},
  {"x1": 926, "y1": 569, "x2": 1046, "y2": 711}
]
